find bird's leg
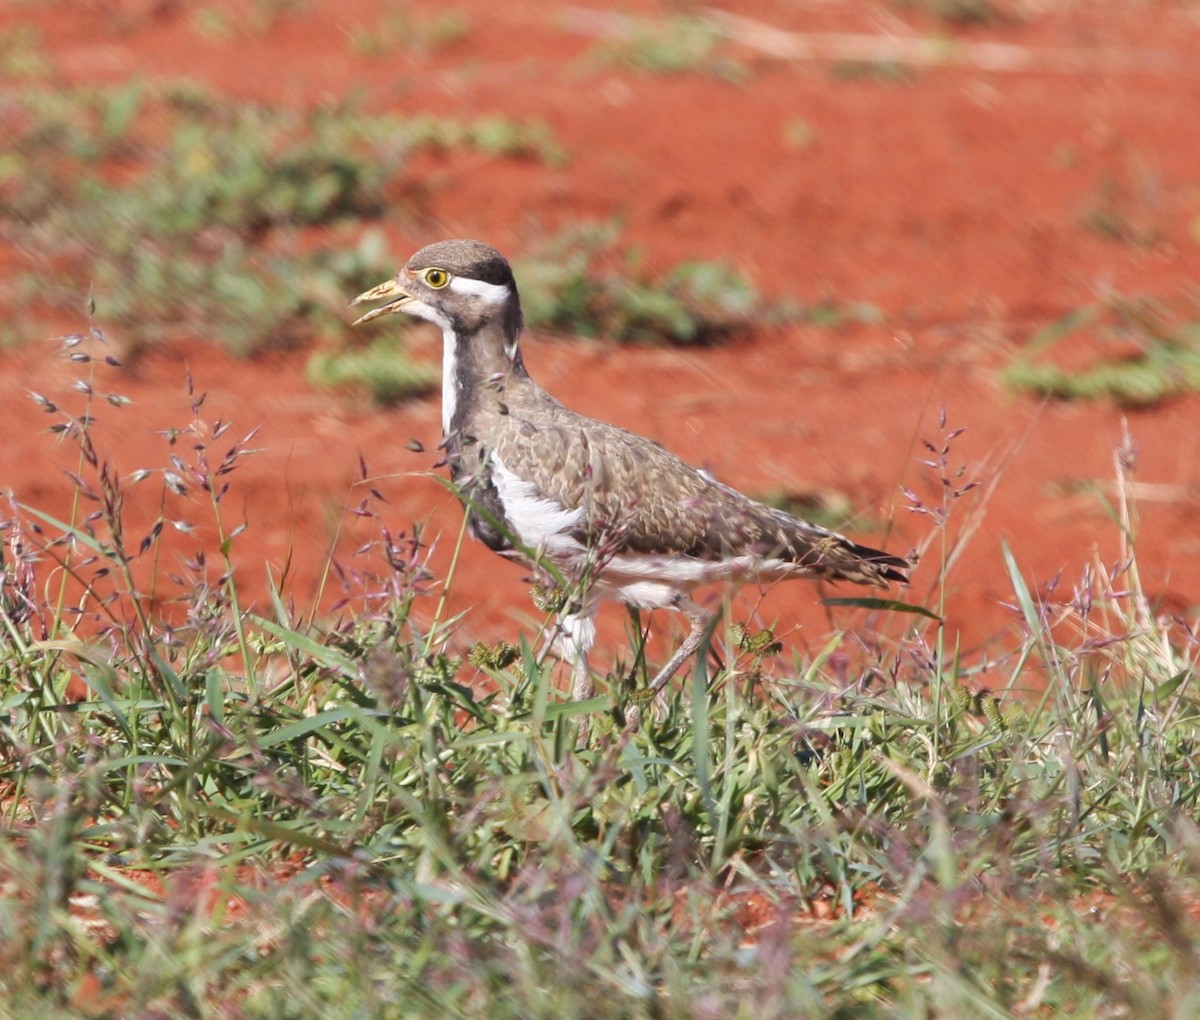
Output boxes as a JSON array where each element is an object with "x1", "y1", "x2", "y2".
[
  {"x1": 621, "y1": 598, "x2": 717, "y2": 726},
  {"x1": 572, "y1": 653, "x2": 594, "y2": 702},
  {"x1": 554, "y1": 605, "x2": 598, "y2": 701},
  {"x1": 648, "y1": 597, "x2": 714, "y2": 696}
]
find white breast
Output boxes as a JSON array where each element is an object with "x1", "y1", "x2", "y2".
[
  {"x1": 490, "y1": 452, "x2": 586, "y2": 558},
  {"x1": 441, "y1": 327, "x2": 459, "y2": 435}
]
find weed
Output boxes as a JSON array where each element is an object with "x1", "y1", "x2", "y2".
[
  {"x1": 1079, "y1": 155, "x2": 1165, "y2": 247},
  {"x1": 0, "y1": 26, "x2": 51, "y2": 79},
  {"x1": 347, "y1": 9, "x2": 471, "y2": 57},
  {"x1": 513, "y1": 224, "x2": 877, "y2": 345},
  {"x1": 404, "y1": 112, "x2": 567, "y2": 165},
  {"x1": 191, "y1": 0, "x2": 312, "y2": 40},
  {"x1": 1004, "y1": 291, "x2": 1200, "y2": 406},
  {"x1": 515, "y1": 223, "x2": 774, "y2": 344},
  {"x1": 593, "y1": 13, "x2": 749, "y2": 81},
  {"x1": 307, "y1": 337, "x2": 438, "y2": 405},
  {"x1": 831, "y1": 59, "x2": 917, "y2": 83},
  {"x1": 191, "y1": 5, "x2": 235, "y2": 41},
  {"x1": 782, "y1": 117, "x2": 816, "y2": 150},
  {"x1": 894, "y1": 0, "x2": 1000, "y2": 26},
  {"x1": 756, "y1": 487, "x2": 860, "y2": 532},
  {"x1": 1, "y1": 82, "x2": 566, "y2": 357}
]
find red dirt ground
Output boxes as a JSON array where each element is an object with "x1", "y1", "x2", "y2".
[{"x1": 4, "y1": 0, "x2": 1200, "y2": 682}]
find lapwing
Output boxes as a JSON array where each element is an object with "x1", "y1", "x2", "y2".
[{"x1": 352, "y1": 239, "x2": 911, "y2": 704}]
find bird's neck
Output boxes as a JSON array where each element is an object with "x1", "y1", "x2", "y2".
[{"x1": 441, "y1": 324, "x2": 529, "y2": 437}]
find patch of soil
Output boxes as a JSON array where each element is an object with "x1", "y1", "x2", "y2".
[{"x1": 3, "y1": 0, "x2": 1200, "y2": 681}]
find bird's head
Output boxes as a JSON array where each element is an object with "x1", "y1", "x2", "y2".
[{"x1": 351, "y1": 239, "x2": 524, "y2": 346}]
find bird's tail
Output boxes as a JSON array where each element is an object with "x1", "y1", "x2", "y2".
[
  {"x1": 820, "y1": 535, "x2": 911, "y2": 588},
  {"x1": 766, "y1": 509, "x2": 912, "y2": 589}
]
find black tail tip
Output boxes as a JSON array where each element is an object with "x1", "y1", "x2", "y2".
[{"x1": 864, "y1": 548, "x2": 915, "y2": 586}]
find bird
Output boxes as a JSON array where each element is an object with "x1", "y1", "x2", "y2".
[{"x1": 352, "y1": 239, "x2": 911, "y2": 705}]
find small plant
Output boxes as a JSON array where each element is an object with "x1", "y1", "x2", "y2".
[
  {"x1": 514, "y1": 223, "x2": 773, "y2": 344},
  {"x1": 756, "y1": 487, "x2": 860, "y2": 531},
  {"x1": 191, "y1": 0, "x2": 312, "y2": 40},
  {"x1": 510, "y1": 224, "x2": 880, "y2": 345},
  {"x1": 893, "y1": 0, "x2": 1000, "y2": 25},
  {"x1": 1079, "y1": 156, "x2": 1165, "y2": 247},
  {"x1": 831, "y1": 59, "x2": 917, "y2": 83},
  {"x1": 0, "y1": 26, "x2": 50, "y2": 79},
  {"x1": 347, "y1": 8, "x2": 471, "y2": 56},
  {"x1": 190, "y1": 5, "x2": 235, "y2": 41},
  {"x1": 592, "y1": 13, "x2": 749, "y2": 81},
  {"x1": 403, "y1": 112, "x2": 568, "y2": 166},
  {"x1": 782, "y1": 117, "x2": 816, "y2": 149},
  {"x1": 306, "y1": 337, "x2": 438, "y2": 405},
  {"x1": 1004, "y1": 292, "x2": 1200, "y2": 406},
  {"x1": 1, "y1": 83, "x2": 567, "y2": 357}
]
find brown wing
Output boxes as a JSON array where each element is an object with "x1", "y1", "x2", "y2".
[{"x1": 491, "y1": 405, "x2": 909, "y2": 588}]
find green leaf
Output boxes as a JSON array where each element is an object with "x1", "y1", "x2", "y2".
[{"x1": 821, "y1": 596, "x2": 941, "y2": 620}]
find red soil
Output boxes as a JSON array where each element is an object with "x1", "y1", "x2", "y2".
[{"x1": 3, "y1": 0, "x2": 1200, "y2": 682}]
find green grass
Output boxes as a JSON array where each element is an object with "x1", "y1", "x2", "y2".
[
  {"x1": 1004, "y1": 292, "x2": 1200, "y2": 406},
  {"x1": 2, "y1": 330, "x2": 1199, "y2": 1016},
  {"x1": 0, "y1": 81, "x2": 564, "y2": 356}
]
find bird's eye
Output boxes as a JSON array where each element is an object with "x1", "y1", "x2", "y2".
[{"x1": 422, "y1": 267, "x2": 450, "y2": 289}]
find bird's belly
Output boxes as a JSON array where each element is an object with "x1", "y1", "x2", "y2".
[{"x1": 593, "y1": 552, "x2": 797, "y2": 609}]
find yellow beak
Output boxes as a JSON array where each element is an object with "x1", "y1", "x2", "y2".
[{"x1": 350, "y1": 278, "x2": 415, "y2": 325}]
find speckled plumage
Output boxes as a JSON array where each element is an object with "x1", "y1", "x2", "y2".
[{"x1": 354, "y1": 239, "x2": 911, "y2": 703}]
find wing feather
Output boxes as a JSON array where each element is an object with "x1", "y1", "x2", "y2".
[{"x1": 491, "y1": 406, "x2": 909, "y2": 587}]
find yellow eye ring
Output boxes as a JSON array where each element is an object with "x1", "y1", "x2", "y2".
[{"x1": 422, "y1": 267, "x2": 451, "y2": 289}]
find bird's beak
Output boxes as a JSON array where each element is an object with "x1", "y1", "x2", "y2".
[{"x1": 350, "y1": 277, "x2": 415, "y2": 325}]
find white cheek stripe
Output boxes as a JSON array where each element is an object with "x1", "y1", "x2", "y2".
[
  {"x1": 449, "y1": 276, "x2": 510, "y2": 305},
  {"x1": 490, "y1": 452, "x2": 585, "y2": 557}
]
